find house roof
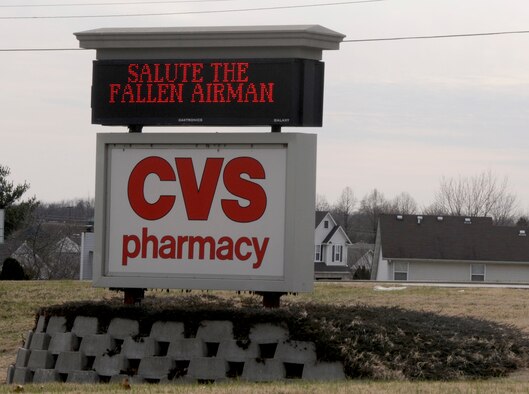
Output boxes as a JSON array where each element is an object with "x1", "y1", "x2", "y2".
[
  {"x1": 315, "y1": 211, "x2": 329, "y2": 228},
  {"x1": 322, "y1": 225, "x2": 340, "y2": 243},
  {"x1": 378, "y1": 214, "x2": 529, "y2": 262}
]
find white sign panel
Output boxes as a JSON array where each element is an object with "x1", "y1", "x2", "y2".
[
  {"x1": 108, "y1": 146, "x2": 286, "y2": 277},
  {"x1": 94, "y1": 133, "x2": 316, "y2": 292}
]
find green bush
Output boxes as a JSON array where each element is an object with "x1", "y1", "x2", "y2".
[{"x1": 0, "y1": 257, "x2": 28, "y2": 280}]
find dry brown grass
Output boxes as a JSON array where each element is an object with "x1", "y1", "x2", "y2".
[{"x1": 2, "y1": 281, "x2": 529, "y2": 391}]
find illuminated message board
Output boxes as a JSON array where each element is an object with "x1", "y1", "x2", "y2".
[{"x1": 91, "y1": 59, "x2": 324, "y2": 127}]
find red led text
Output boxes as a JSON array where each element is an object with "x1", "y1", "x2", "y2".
[{"x1": 127, "y1": 156, "x2": 267, "y2": 223}]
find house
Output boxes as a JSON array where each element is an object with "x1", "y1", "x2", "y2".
[
  {"x1": 371, "y1": 214, "x2": 529, "y2": 283},
  {"x1": 10, "y1": 241, "x2": 46, "y2": 279},
  {"x1": 6, "y1": 236, "x2": 81, "y2": 279},
  {"x1": 348, "y1": 243, "x2": 375, "y2": 278},
  {"x1": 314, "y1": 211, "x2": 352, "y2": 280}
]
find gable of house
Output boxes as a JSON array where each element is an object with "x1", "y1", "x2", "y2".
[{"x1": 56, "y1": 237, "x2": 81, "y2": 254}]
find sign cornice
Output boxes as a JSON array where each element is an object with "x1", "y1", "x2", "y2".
[{"x1": 75, "y1": 25, "x2": 345, "y2": 60}]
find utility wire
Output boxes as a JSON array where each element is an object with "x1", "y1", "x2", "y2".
[
  {"x1": 0, "y1": 0, "x2": 384, "y2": 19},
  {"x1": 0, "y1": 0, "x2": 235, "y2": 8},
  {"x1": 2, "y1": 29, "x2": 529, "y2": 52},
  {"x1": 343, "y1": 30, "x2": 529, "y2": 42}
]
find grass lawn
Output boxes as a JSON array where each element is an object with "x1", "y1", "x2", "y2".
[{"x1": 2, "y1": 281, "x2": 529, "y2": 392}]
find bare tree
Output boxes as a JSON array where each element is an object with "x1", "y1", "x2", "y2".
[
  {"x1": 358, "y1": 189, "x2": 393, "y2": 232},
  {"x1": 391, "y1": 192, "x2": 418, "y2": 215},
  {"x1": 333, "y1": 186, "x2": 357, "y2": 237},
  {"x1": 427, "y1": 171, "x2": 518, "y2": 224},
  {"x1": 517, "y1": 216, "x2": 529, "y2": 227},
  {"x1": 315, "y1": 193, "x2": 331, "y2": 212}
]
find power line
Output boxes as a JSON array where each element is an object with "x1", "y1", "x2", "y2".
[
  {"x1": 0, "y1": 0, "x2": 384, "y2": 19},
  {"x1": 2, "y1": 29, "x2": 529, "y2": 52},
  {"x1": 0, "y1": 0, "x2": 235, "y2": 8},
  {"x1": 344, "y1": 30, "x2": 529, "y2": 42}
]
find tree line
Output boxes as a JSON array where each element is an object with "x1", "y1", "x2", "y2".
[
  {"x1": 318, "y1": 170, "x2": 528, "y2": 243},
  {"x1": 1, "y1": 164, "x2": 528, "y2": 279}
]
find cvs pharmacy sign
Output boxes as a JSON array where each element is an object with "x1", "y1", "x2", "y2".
[{"x1": 94, "y1": 133, "x2": 316, "y2": 292}]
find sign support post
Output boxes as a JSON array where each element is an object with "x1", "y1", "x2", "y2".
[{"x1": 123, "y1": 124, "x2": 144, "y2": 304}]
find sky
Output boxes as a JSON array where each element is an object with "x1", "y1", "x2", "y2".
[{"x1": 1, "y1": 0, "x2": 529, "y2": 214}]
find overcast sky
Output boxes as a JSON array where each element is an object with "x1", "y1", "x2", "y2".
[{"x1": 1, "y1": 0, "x2": 528, "y2": 214}]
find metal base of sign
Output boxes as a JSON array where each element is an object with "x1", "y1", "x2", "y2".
[
  {"x1": 257, "y1": 292, "x2": 285, "y2": 308},
  {"x1": 123, "y1": 288, "x2": 145, "y2": 305}
]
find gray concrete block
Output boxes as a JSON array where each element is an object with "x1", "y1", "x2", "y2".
[
  {"x1": 48, "y1": 332, "x2": 79, "y2": 355},
  {"x1": 46, "y1": 316, "x2": 67, "y2": 335},
  {"x1": 94, "y1": 354, "x2": 127, "y2": 377},
  {"x1": 29, "y1": 332, "x2": 50, "y2": 350},
  {"x1": 302, "y1": 361, "x2": 346, "y2": 381},
  {"x1": 138, "y1": 356, "x2": 175, "y2": 380},
  {"x1": 217, "y1": 340, "x2": 259, "y2": 362},
  {"x1": 249, "y1": 323, "x2": 289, "y2": 343},
  {"x1": 122, "y1": 337, "x2": 157, "y2": 359},
  {"x1": 23, "y1": 331, "x2": 33, "y2": 348},
  {"x1": 72, "y1": 316, "x2": 99, "y2": 337},
  {"x1": 35, "y1": 315, "x2": 46, "y2": 333},
  {"x1": 6, "y1": 364, "x2": 15, "y2": 384},
  {"x1": 275, "y1": 340, "x2": 317, "y2": 364},
  {"x1": 67, "y1": 370, "x2": 100, "y2": 384},
  {"x1": 15, "y1": 348, "x2": 31, "y2": 368},
  {"x1": 187, "y1": 357, "x2": 227, "y2": 380},
  {"x1": 55, "y1": 351, "x2": 88, "y2": 374},
  {"x1": 241, "y1": 359, "x2": 285, "y2": 382},
  {"x1": 167, "y1": 338, "x2": 205, "y2": 360},
  {"x1": 196, "y1": 320, "x2": 233, "y2": 341},
  {"x1": 33, "y1": 369, "x2": 61, "y2": 383},
  {"x1": 80, "y1": 334, "x2": 115, "y2": 357},
  {"x1": 27, "y1": 350, "x2": 55, "y2": 371},
  {"x1": 107, "y1": 318, "x2": 139, "y2": 340},
  {"x1": 149, "y1": 321, "x2": 184, "y2": 342},
  {"x1": 12, "y1": 367, "x2": 33, "y2": 384}
]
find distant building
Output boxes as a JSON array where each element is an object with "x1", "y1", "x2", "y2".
[
  {"x1": 314, "y1": 211, "x2": 352, "y2": 280},
  {"x1": 372, "y1": 214, "x2": 529, "y2": 283},
  {"x1": 80, "y1": 232, "x2": 95, "y2": 280}
]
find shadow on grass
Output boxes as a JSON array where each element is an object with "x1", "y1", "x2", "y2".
[{"x1": 38, "y1": 294, "x2": 529, "y2": 381}]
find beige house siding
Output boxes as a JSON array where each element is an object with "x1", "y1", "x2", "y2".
[
  {"x1": 486, "y1": 264, "x2": 529, "y2": 283},
  {"x1": 388, "y1": 260, "x2": 529, "y2": 283}
]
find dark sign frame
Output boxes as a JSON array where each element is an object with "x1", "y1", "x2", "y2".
[{"x1": 91, "y1": 58, "x2": 324, "y2": 127}]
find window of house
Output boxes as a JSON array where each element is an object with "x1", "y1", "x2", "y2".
[
  {"x1": 471, "y1": 264, "x2": 485, "y2": 282},
  {"x1": 314, "y1": 245, "x2": 323, "y2": 262},
  {"x1": 331, "y1": 245, "x2": 343, "y2": 263},
  {"x1": 393, "y1": 261, "x2": 408, "y2": 281},
  {"x1": 324, "y1": 220, "x2": 329, "y2": 229}
]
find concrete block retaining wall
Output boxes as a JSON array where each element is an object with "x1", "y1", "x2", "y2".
[{"x1": 7, "y1": 317, "x2": 345, "y2": 384}]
